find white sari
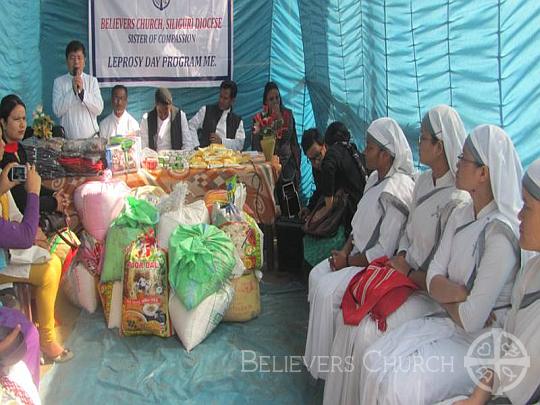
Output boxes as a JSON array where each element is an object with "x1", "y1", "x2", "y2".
[
  {"x1": 494, "y1": 254, "x2": 540, "y2": 403},
  {"x1": 360, "y1": 202, "x2": 519, "y2": 404},
  {"x1": 305, "y1": 117, "x2": 415, "y2": 380},
  {"x1": 324, "y1": 171, "x2": 469, "y2": 404},
  {"x1": 324, "y1": 105, "x2": 469, "y2": 404},
  {"x1": 360, "y1": 125, "x2": 523, "y2": 404}
]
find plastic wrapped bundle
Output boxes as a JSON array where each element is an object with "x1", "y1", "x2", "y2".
[
  {"x1": 130, "y1": 185, "x2": 167, "y2": 207},
  {"x1": 157, "y1": 183, "x2": 209, "y2": 249},
  {"x1": 22, "y1": 137, "x2": 66, "y2": 179},
  {"x1": 73, "y1": 177, "x2": 131, "y2": 242},
  {"x1": 101, "y1": 197, "x2": 159, "y2": 283},
  {"x1": 60, "y1": 138, "x2": 107, "y2": 176},
  {"x1": 77, "y1": 230, "x2": 104, "y2": 276},
  {"x1": 62, "y1": 261, "x2": 99, "y2": 313},
  {"x1": 169, "y1": 282, "x2": 234, "y2": 351},
  {"x1": 62, "y1": 137, "x2": 107, "y2": 157},
  {"x1": 168, "y1": 224, "x2": 236, "y2": 309},
  {"x1": 121, "y1": 230, "x2": 172, "y2": 337},
  {"x1": 211, "y1": 183, "x2": 264, "y2": 272}
]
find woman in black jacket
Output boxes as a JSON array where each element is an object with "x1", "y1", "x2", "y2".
[{"x1": 301, "y1": 123, "x2": 367, "y2": 266}]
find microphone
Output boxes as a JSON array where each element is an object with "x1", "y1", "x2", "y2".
[
  {"x1": 72, "y1": 67, "x2": 84, "y2": 101},
  {"x1": 72, "y1": 66, "x2": 79, "y2": 95}
]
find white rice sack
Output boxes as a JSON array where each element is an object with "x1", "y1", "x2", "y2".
[
  {"x1": 107, "y1": 281, "x2": 123, "y2": 329},
  {"x1": 157, "y1": 183, "x2": 210, "y2": 249},
  {"x1": 97, "y1": 280, "x2": 123, "y2": 329},
  {"x1": 169, "y1": 282, "x2": 234, "y2": 351},
  {"x1": 62, "y1": 262, "x2": 99, "y2": 313}
]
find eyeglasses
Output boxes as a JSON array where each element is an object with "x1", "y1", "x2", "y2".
[
  {"x1": 418, "y1": 135, "x2": 439, "y2": 144},
  {"x1": 307, "y1": 152, "x2": 323, "y2": 163},
  {"x1": 457, "y1": 153, "x2": 483, "y2": 167},
  {"x1": 418, "y1": 131, "x2": 442, "y2": 144}
]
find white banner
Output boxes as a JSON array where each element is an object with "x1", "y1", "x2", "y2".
[{"x1": 88, "y1": 0, "x2": 233, "y2": 88}]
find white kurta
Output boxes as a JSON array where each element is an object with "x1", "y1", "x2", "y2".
[
  {"x1": 139, "y1": 110, "x2": 195, "y2": 151},
  {"x1": 52, "y1": 72, "x2": 104, "y2": 139},
  {"x1": 305, "y1": 170, "x2": 414, "y2": 380},
  {"x1": 188, "y1": 105, "x2": 246, "y2": 151},
  {"x1": 324, "y1": 170, "x2": 469, "y2": 405},
  {"x1": 99, "y1": 111, "x2": 140, "y2": 139},
  {"x1": 360, "y1": 201, "x2": 519, "y2": 405}
]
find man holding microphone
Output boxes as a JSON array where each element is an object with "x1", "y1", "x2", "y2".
[{"x1": 52, "y1": 40, "x2": 104, "y2": 139}]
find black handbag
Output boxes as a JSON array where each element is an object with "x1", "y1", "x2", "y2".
[
  {"x1": 39, "y1": 211, "x2": 67, "y2": 237},
  {"x1": 302, "y1": 189, "x2": 348, "y2": 238},
  {"x1": 39, "y1": 211, "x2": 78, "y2": 249}
]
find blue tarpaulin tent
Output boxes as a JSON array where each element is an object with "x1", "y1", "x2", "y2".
[
  {"x1": 1, "y1": 4, "x2": 540, "y2": 401},
  {"x1": 2, "y1": 0, "x2": 539, "y2": 199}
]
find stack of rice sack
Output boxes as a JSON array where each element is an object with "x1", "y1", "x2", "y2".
[
  {"x1": 168, "y1": 223, "x2": 237, "y2": 351},
  {"x1": 99, "y1": 196, "x2": 161, "y2": 329},
  {"x1": 157, "y1": 182, "x2": 232, "y2": 350},
  {"x1": 62, "y1": 177, "x2": 130, "y2": 313},
  {"x1": 209, "y1": 182, "x2": 264, "y2": 322}
]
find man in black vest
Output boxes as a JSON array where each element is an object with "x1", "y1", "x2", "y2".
[
  {"x1": 140, "y1": 87, "x2": 197, "y2": 151},
  {"x1": 189, "y1": 80, "x2": 245, "y2": 151}
]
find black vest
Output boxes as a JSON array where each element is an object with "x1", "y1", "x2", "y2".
[
  {"x1": 198, "y1": 104, "x2": 241, "y2": 148},
  {"x1": 147, "y1": 106, "x2": 183, "y2": 150}
]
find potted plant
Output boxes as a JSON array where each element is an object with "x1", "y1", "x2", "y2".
[{"x1": 32, "y1": 104, "x2": 54, "y2": 139}]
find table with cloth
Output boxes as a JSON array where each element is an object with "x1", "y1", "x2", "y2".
[{"x1": 44, "y1": 156, "x2": 281, "y2": 269}]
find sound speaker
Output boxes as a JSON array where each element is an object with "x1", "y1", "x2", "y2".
[{"x1": 276, "y1": 216, "x2": 304, "y2": 272}]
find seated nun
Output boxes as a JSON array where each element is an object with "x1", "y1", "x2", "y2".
[
  {"x1": 323, "y1": 105, "x2": 470, "y2": 405},
  {"x1": 304, "y1": 117, "x2": 415, "y2": 380},
  {"x1": 451, "y1": 158, "x2": 540, "y2": 405},
  {"x1": 359, "y1": 125, "x2": 522, "y2": 405}
]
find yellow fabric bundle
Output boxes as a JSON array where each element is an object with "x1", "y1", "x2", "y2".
[{"x1": 188, "y1": 144, "x2": 244, "y2": 168}]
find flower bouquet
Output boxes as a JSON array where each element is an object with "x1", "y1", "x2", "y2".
[
  {"x1": 253, "y1": 104, "x2": 289, "y2": 161},
  {"x1": 32, "y1": 105, "x2": 54, "y2": 139}
]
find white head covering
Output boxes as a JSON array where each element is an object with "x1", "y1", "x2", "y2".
[
  {"x1": 523, "y1": 159, "x2": 540, "y2": 201},
  {"x1": 466, "y1": 124, "x2": 523, "y2": 235},
  {"x1": 366, "y1": 117, "x2": 414, "y2": 176},
  {"x1": 424, "y1": 104, "x2": 467, "y2": 178}
]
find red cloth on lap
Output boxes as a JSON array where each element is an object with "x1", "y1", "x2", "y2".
[{"x1": 341, "y1": 256, "x2": 418, "y2": 331}]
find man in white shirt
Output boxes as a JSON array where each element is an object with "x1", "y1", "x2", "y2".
[
  {"x1": 52, "y1": 40, "x2": 104, "y2": 139},
  {"x1": 99, "y1": 85, "x2": 140, "y2": 139},
  {"x1": 139, "y1": 87, "x2": 195, "y2": 151},
  {"x1": 189, "y1": 80, "x2": 245, "y2": 151}
]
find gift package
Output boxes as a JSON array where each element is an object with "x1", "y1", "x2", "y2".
[{"x1": 105, "y1": 136, "x2": 141, "y2": 174}]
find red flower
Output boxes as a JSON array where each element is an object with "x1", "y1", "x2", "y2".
[{"x1": 254, "y1": 112, "x2": 264, "y2": 127}]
